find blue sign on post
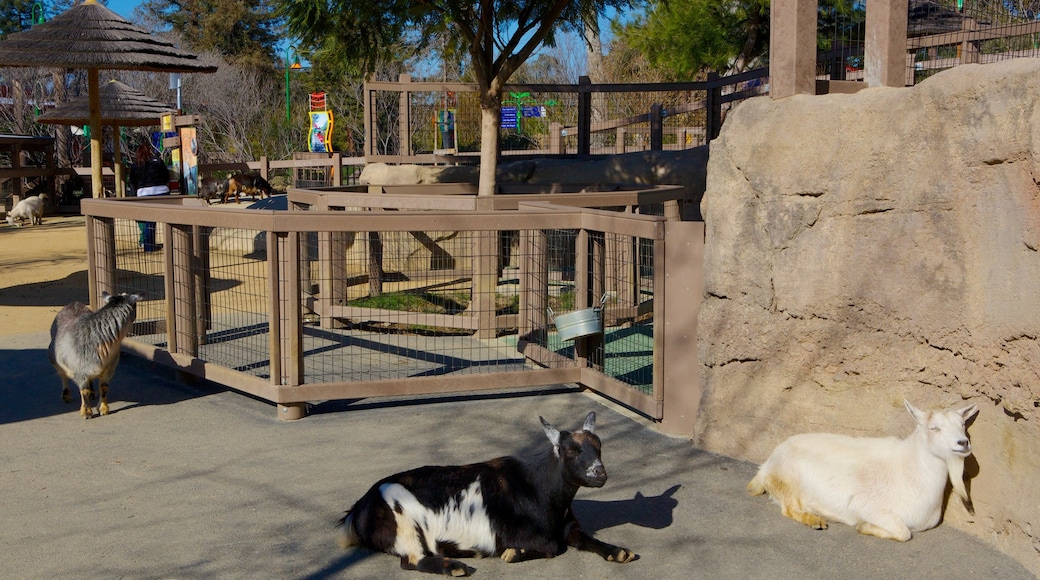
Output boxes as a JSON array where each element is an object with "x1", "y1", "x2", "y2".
[
  {"x1": 501, "y1": 106, "x2": 518, "y2": 129},
  {"x1": 521, "y1": 106, "x2": 542, "y2": 118}
]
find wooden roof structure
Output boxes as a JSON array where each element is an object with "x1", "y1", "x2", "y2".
[
  {"x1": 0, "y1": 0, "x2": 216, "y2": 197},
  {"x1": 0, "y1": 1, "x2": 218, "y2": 73},
  {"x1": 35, "y1": 80, "x2": 176, "y2": 127}
]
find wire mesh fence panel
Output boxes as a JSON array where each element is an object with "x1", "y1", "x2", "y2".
[
  {"x1": 908, "y1": 0, "x2": 1040, "y2": 83},
  {"x1": 193, "y1": 227, "x2": 272, "y2": 377},
  {"x1": 817, "y1": 1, "x2": 868, "y2": 81},
  {"x1": 300, "y1": 228, "x2": 530, "y2": 384},
  {"x1": 516, "y1": 226, "x2": 654, "y2": 395},
  {"x1": 112, "y1": 217, "x2": 168, "y2": 339},
  {"x1": 587, "y1": 230, "x2": 655, "y2": 395},
  {"x1": 115, "y1": 220, "x2": 274, "y2": 378},
  {"x1": 370, "y1": 83, "x2": 733, "y2": 158}
]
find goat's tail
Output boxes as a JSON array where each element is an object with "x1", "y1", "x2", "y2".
[
  {"x1": 335, "y1": 511, "x2": 360, "y2": 549},
  {"x1": 746, "y1": 468, "x2": 768, "y2": 496}
]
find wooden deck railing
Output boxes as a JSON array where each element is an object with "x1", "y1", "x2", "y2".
[{"x1": 78, "y1": 186, "x2": 703, "y2": 436}]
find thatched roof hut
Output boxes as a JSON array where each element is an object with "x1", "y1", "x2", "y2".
[
  {"x1": 0, "y1": 0, "x2": 216, "y2": 197},
  {"x1": 0, "y1": 1, "x2": 217, "y2": 73},
  {"x1": 35, "y1": 80, "x2": 177, "y2": 127}
]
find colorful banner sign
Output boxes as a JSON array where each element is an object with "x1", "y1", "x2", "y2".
[
  {"x1": 309, "y1": 111, "x2": 334, "y2": 153},
  {"x1": 179, "y1": 126, "x2": 198, "y2": 197}
]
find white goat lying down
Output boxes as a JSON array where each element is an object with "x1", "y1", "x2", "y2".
[{"x1": 748, "y1": 400, "x2": 979, "y2": 541}]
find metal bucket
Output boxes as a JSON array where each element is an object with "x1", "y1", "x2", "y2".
[{"x1": 548, "y1": 296, "x2": 605, "y2": 341}]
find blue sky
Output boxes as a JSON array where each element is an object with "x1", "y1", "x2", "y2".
[{"x1": 104, "y1": 0, "x2": 143, "y2": 20}]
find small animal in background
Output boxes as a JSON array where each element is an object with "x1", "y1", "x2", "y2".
[
  {"x1": 223, "y1": 173, "x2": 272, "y2": 204},
  {"x1": 335, "y1": 412, "x2": 637, "y2": 576},
  {"x1": 199, "y1": 177, "x2": 227, "y2": 204},
  {"x1": 6, "y1": 194, "x2": 47, "y2": 227},
  {"x1": 748, "y1": 399, "x2": 979, "y2": 541},
  {"x1": 47, "y1": 292, "x2": 141, "y2": 419}
]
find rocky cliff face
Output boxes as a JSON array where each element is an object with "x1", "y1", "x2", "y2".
[{"x1": 698, "y1": 60, "x2": 1040, "y2": 571}]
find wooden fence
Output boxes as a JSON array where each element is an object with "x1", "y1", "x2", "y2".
[{"x1": 78, "y1": 185, "x2": 703, "y2": 436}]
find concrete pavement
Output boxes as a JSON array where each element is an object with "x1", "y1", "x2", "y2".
[{"x1": 1, "y1": 330, "x2": 1033, "y2": 579}]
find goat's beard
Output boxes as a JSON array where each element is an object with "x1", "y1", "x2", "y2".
[{"x1": 947, "y1": 456, "x2": 974, "y2": 515}]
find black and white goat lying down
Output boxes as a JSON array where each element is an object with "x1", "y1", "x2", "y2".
[{"x1": 335, "y1": 412, "x2": 637, "y2": 576}]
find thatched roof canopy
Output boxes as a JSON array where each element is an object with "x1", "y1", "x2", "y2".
[
  {"x1": 0, "y1": 0, "x2": 215, "y2": 199},
  {"x1": 36, "y1": 80, "x2": 176, "y2": 127},
  {"x1": 0, "y1": 0, "x2": 216, "y2": 73}
]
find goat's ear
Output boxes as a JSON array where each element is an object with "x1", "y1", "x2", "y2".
[
  {"x1": 958, "y1": 403, "x2": 979, "y2": 423},
  {"x1": 127, "y1": 293, "x2": 144, "y2": 305},
  {"x1": 904, "y1": 399, "x2": 926, "y2": 424},
  {"x1": 540, "y1": 416, "x2": 560, "y2": 448},
  {"x1": 582, "y1": 411, "x2": 596, "y2": 433},
  {"x1": 101, "y1": 291, "x2": 112, "y2": 303}
]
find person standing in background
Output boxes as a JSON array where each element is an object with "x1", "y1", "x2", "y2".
[{"x1": 128, "y1": 142, "x2": 170, "y2": 252}]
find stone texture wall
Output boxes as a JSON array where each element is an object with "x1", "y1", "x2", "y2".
[{"x1": 698, "y1": 60, "x2": 1040, "y2": 572}]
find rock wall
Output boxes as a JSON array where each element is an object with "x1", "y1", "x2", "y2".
[{"x1": 698, "y1": 60, "x2": 1040, "y2": 572}]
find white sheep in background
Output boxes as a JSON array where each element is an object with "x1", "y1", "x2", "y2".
[
  {"x1": 6, "y1": 194, "x2": 46, "y2": 227},
  {"x1": 748, "y1": 399, "x2": 979, "y2": 541}
]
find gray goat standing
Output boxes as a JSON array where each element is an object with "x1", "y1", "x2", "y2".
[{"x1": 48, "y1": 292, "x2": 141, "y2": 418}]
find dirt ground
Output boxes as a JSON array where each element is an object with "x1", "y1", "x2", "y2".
[{"x1": 0, "y1": 214, "x2": 91, "y2": 337}]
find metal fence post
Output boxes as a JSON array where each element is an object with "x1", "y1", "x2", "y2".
[
  {"x1": 577, "y1": 76, "x2": 592, "y2": 156},
  {"x1": 706, "y1": 72, "x2": 723, "y2": 141},
  {"x1": 650, "y1": 103, "x2": 664, "y2": 151}
]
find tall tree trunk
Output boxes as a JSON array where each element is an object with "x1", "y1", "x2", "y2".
[
  {"x1": 477, "y1": 91, "x2": 502, "y2": 197},
  {"x1": 584, "y1": 22, "x2": 604, "y2": 82}
]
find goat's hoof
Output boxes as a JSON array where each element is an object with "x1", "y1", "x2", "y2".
[
  {"x1": 99, "y1": 403, "x2": 110, "y2": 415},
  {"x1": 609, "y1": 548, "x2": 637, "y2": 563},
  {"x1": 447, "y1": 562, "x2": 473, "y2": 577},
  {"x1": 500, "y1": 548, "x2": 525, "y2": 563}
]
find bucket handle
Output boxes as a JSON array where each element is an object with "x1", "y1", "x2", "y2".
[{"x1": 547, "y1": 294, "x2": 608, "y2": 322}]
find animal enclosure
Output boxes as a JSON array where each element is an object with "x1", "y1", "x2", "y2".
[{"x1": 79, "y1": 186, "x2": 703, "y2": 430}]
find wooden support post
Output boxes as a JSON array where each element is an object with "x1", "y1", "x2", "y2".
[
  {"x1": 267, "y1": 230, "x2": 282, "y2": 388},
  {"x1": 171, "y1": 224, "x2": 198, "y2": 357},
  {"x1": 276, "y1": 230, "x2": 305, "y2": 420},
  {"x1": 113, "y1": 132, "x2": 124, "y2": 197},
  {"x1": 616, "y1": 128, "x2": 627, "y2": 154},
  {"x1": 87, "y1": 217, "x2": 116, "y2": 310},
  {"x1": 865, "y1": 0, "x2": 909, "y2": 88},
  {"x1": 399, "y1": 74, "x2": 412, "y2": 157},
  {"x1": 658, "y1": 221, "x2": 705, "y2": 437},
  {"x1": 331, "y1": 152, "x2": 342, "y2": 186},
  {"x1": 194, "y1": 225, "x2": 212, "y2": 343},
  {"x1": 549, "y1": 122, "x2": 563, "y2": 155},
  {"x1": 590, "y1": 232, "x2": 605, "y2": 308},
  {"x1": 519, "y1": 229, "x2": 549, "y2": 350},
  {"x1": 363, "y1": 77, "x2": 374, "y2": 158},
  {"x1": 770, "y1": 0, "x2": 818, "y2": 98},
  {"x1": 367, "y1": 231, "x2": 384, "y2": 297}
]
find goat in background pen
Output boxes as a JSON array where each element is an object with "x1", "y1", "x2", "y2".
[{"x1": 48, "y1": 292, "x2": 141, "y2": 418}]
